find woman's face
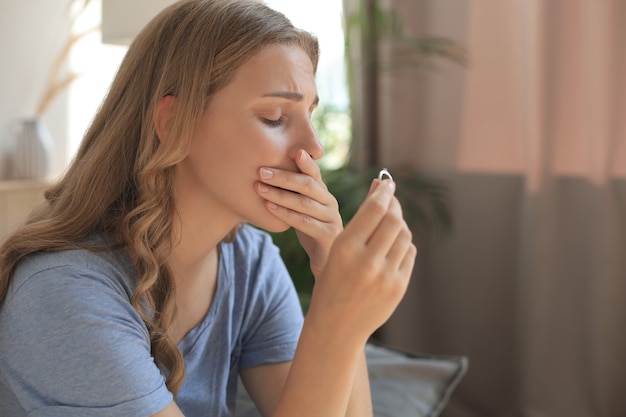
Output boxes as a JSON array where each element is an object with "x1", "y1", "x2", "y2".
[{"x1": 175, "y1": 43, "x2": 323, "y2": 233}]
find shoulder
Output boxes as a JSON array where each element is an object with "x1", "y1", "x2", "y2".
[
  {"x1": 0, "y1": 245, "x2": 170, "y2": 416},
  {"x1": 4, "y1": 239, "x2": 135, "y2": 309},
  {"x1": 0, "y1": 239, "x2": 151, "y2": 370}
]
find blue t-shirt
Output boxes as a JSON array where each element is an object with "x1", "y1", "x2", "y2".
[{"x1": 0, "y1": 225, "x2": 304, "y2": 417}]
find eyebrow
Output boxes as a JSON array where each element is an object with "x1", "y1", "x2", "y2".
[{"x1": 262, "y1": 91, "x2": 320, "y2": 107}]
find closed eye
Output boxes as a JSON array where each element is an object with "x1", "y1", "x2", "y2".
[{"x1": 262, "y1": 117, "x2": 284, "y2": 127}]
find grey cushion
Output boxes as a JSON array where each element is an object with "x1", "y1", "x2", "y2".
[{"x1": 235, "y1": 342, "x2": 468, "y2": 417}]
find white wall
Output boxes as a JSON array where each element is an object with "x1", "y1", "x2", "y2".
[
  {"x1": 0, "y1": 0, "x2": 70, "y2": 179},
  {"x1": 0, "y1": 0, "x2": 347, "y2": 181},
  {"x1": 265, "y1": 0, "x2": 348, "y2": 109}
]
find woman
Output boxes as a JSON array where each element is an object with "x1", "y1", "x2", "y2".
[{"x1": 0, "y1": 1, "x2": 416, "y2": 416}]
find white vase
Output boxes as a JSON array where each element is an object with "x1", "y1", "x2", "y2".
[{"x1": 13, "y1": 118, "x2": 52, "y2": 180}]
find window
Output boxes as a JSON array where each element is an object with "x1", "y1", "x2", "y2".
[{"x1": 68, "y1": 1, "x2": 350, "y2": 169}]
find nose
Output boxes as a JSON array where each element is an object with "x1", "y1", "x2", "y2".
[
  {"x1": 306, "y1": 135, "x2": 325, "y2": 161},
  {"x1": 293, "y1": 119, "x2": 324, "y2": 161}
]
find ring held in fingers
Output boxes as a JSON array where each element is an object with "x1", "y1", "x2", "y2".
[{"x1": 378, "y1": 168, "x2": 393, "y2": 182}]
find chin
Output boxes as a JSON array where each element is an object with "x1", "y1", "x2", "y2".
[
  {"x1": 265, "y1": 223, "x2": 291, "y2": 233},
  {"x1": 250, "y1": 216, "x2": 292, "y2": 234}
]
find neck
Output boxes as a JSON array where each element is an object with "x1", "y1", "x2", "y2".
[
  {"x1": 168, "y1": 206, "x2": 236, "y2": 280},
  {"x1": 167, "y1": 227, "x2": 222, "y2": 344},
  {"x1": 170, "y1": 168, "x2": 242, "y2": 266},
  {"x1": 166, "y1": 190, "x2": 230, "y2": 344}
]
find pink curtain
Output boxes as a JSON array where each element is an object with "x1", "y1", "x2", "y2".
[{"x1": 344, "y1": 0, "x2": 626, "y2": 415}]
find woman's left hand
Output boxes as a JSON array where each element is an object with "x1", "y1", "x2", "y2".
[{"x1": 256, "y1": 149, "x2": 343, "y2": 277}]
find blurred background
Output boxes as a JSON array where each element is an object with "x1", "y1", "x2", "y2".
[{"x1": 1, "y1": 1, "x2": 625, "y2": 416}]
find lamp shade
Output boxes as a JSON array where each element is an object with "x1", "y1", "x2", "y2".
[{"x1": 101, "y1": 0, "x2": 178, "y2": 45}]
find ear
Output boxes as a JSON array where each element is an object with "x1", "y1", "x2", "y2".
[{"x1": 154, "y1": 95, "x2": 176, "y2": 142}]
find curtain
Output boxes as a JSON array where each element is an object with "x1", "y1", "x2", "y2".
[{"x1": 343, "y1": 0, "x2": 626, "y2": 416}]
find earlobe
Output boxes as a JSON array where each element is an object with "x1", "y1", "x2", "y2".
[{"x1": 154, "y1": 95, "x2": 176, "y2": 143}]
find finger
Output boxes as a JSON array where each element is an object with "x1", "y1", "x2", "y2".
[
  {"x1": 264, "y1": 199, "x2": 337, "y2": 237},
  {"x1": 259, "y1": 183, "x2": 342, "y2": 236},
  {"x1": 364, "y1": 173, "x2": 395, "y2": 201},
  {"x1": 385, "y1": 226, "x2": 414, "y2": 269},
  {"x1": 366, "y1": 178, "x2": 379, "y2": 197},
  {"x1": 294, "y1": 149, "x2": 323, "y2": 182},
  {"x1": 256, "y1": 181, "x2": 334, "y2": 222},
  {"x1": 367, "y1": 170, "x2": 394, "y2": 196},
  {"x1": 258, "y1": 167, "x2": 330, "y2": 205},
  {"x1": 343, "y1": 179, "x2": 396, "y2": 241},
  {"x1": 256, "y1": 180, "x2": 323, "y2": 211},
  {"x1": 398, "y1": 242, "x2": 418, "y2": 277},
  {"x1": 365, "y1": 197, "x2": 405, "y2": 254}
]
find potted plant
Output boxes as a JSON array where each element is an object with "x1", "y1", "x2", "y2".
[{"x1": 269, "y1": 1, "x2": 465, "y2": 312}]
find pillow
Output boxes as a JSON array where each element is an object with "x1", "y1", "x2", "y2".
[{"x1": 235, "y1": 342, "x2": 468, "y2": 417}]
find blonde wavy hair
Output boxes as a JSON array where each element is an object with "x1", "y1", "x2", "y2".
[{"x1": 0, "y1": 0, "x2": 318, "y2": 395}]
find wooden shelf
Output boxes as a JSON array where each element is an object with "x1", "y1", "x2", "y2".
[
  {"x1": 0, "y1": 179, "x2": 51, "y2": 239},
  {"x1": 0, "y1": 178, "x2": 54, "y2": 191}
]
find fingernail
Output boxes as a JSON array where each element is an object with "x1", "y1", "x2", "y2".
[
  {"x1": 258, "y1": 183, "x2": 270, "y2": 193},
  {"x1": 267, "y1": 201, "x2": 278, "y2": 210},
  {"x1": 260, "y1": 168, "x2": 273, "y2": 179}
]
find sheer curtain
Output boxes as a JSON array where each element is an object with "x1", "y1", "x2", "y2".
[{"x1": 343, "y1": 0, "x2": 626, "y2": 416}]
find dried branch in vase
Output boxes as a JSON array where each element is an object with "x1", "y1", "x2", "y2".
[{"x1": 35, "y1": 0, "x2": 99, "y2": 117}]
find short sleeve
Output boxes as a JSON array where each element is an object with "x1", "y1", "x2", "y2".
[
  {"x1": 0, "y1": 261, "x2": 173, "y2": 417},
  {"x1": 235, "y1": 229, "x2": 304, "y2": 369}
]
